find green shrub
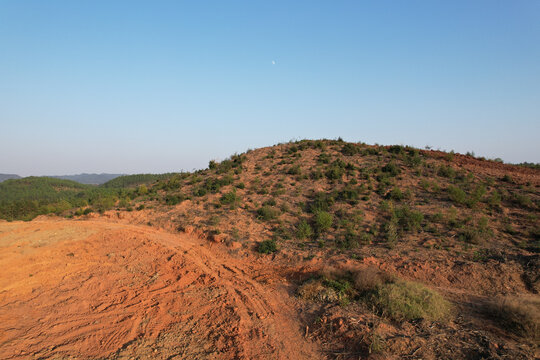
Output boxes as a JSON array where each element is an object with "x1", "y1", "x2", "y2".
[
  {"x1": 458, "y1": 217, "x2": 492, "y2": 244},
  {"x1": 263, "y1": 198, "x2": 277, "y2": 206},
  {"x1": 220, "y1": 190, "x2": 240, "y2": 206},
  {"x1": 310, "y1": 192, "x2": 335, "y2": 212},
  {"x1": 325, "y1": 163, "x2": 345, "y2": 180},
  {"x1": 318, "y1": 153, "x2": 331, "y2": 164},
  {"x1": 338, "y1": 228, "x2": 359, "y2": 249},
  {"x1": 323, "y1": 278, "x2": 352, "y2": 298},
  {"x1": 437, "y1": 165, "x2": 456, "y2": 178},
  {"x1": 387, "y1": 187, "x2": 409, "y2": 201},
  {"x1": 488, "y1": 190, "x2": 502, "y2": 207},
  {"x1": 419, "y1": 179, "x2": 430, "y2": 191},
  {"x1": 388, "y1": 145, "x2": 405, "y2": 155},
  {"x1": 235, "y1": 182, "x2": 245, "y2": 189},
  {"x1": 165, "y1": 193, "x2": 186, "y2": 205},
  {"x1": 384, "y1": 218, "x2": 399, "y2": 246},
  {"x1": 315, "y1": 211, "x2": 333, "y2": 233},
  {"x1": 296, "y1": 220, "x2": 314, "y2": 239},
  {"x1": 341, "y1": 143, "x2": 359, "y2": 156},
  {"x1": 513, "y1": 193, "x2": 533, "y2": 208},
  {"x1": 92, "y1": 196, "x2": 117, "y2": 213},
  {"x1": 258, "y1": 239, "x2": 278, "y2": 254},
  {"x1": 501, "y1": 174, "x2": 513, "y2": 183},
  {"x1": 448, "y1": 186, "x2": 467, "y2": 205},
  {"x1": 468, "y1": 184, "x2": 486, "y2": 207},
  {"x1": 287, "y1": 165, "x2": 302, "y2": 175},
  {"x1": 137, "y1": 184, "x2": 148, "y2": 195},
  {"x1": 381, "y1": 162, "x2": 401, "y2": 177},
  {"x1": 336, "y1": 186, "x2": 360, "y2": 204},
  {"x1": 393, "y1": 205, "x2": 423, "y2": 232},
  {"x1": 310, "y1": 169, "x2": 323, "y2": 180},
  {"x1": 257, "y1": 206, "x2": 280, "y2": 221}
]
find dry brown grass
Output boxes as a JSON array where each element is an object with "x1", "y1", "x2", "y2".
[
  {"x1": 353, "y1": 266, "x2": 394, "y2": 292},
  {"x1": 485, "y1": 295, "x2": 540, "y2": 343}
]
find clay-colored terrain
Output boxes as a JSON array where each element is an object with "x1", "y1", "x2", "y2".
[
  {"x1": 0, "y1": 219, "x2": 319, "y2": 359},
  {"x1": 1, "y1": 140, "x2": 539, "y2": 359}
]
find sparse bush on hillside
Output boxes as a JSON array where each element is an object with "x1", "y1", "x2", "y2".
[
  {"x1": 92, "y1": 196, "x2": 117, "y2": 213},
  {"x1": 257, "y1": 239, "x2": 278, "y2": 254},
  {"x1": 287, "y1": 165, "x2": 301, "y2": 175},
  {"x1": 318, "y1": 153, "x2": 331, "y2": 164},
  {"x1": 381, "y1": 162, "x2": 401, "y2": 177},
  {"x1": 137, "y1": 184, "x2": 148, "y2": 195},
  {"x1": 512, "y1": 193, "x2": 533, "y2": 208},
  {"x1": 393, "y1": 205, "x2": 423, "y2": 233},
  {"x1": 437, "y1": 165, "x2": 456, "y2": 178},
  {"x1": 310, "y1": 192, "x2": 335, "y2": 213},
  {"x1": 336, "y1": 186, "x2": 360, "y2": 204},
  {"x1": 448, "y1": 185, "x2": 467, "y2": 205},
  {"x1": 256, "y1": 206, "x2": 280, "y2": 221},
  {"x1": 310, "y1": 169, "x2": 323, "y2": 180},
  {"x1": 296, "y1": 220, "x2": 313, "y2": 239},
  {"x1": 405, "y1": 148, "x2": 422, "y2": 167},
  {"x1": 325, "y1": 160, "x2": 346, "y2": 180},
  {"x1": 501, "y1": 174, "x2": 513, "y2": 183},
  {"x1": 386, "y1": 187, "x2": 410, "y2": 201},
  {"x1": 488, "y1": 190, "x2": 502, "y2": 207},
  {"x1": 220, "y1": 190, "x2": 240, "y2": 207},
  {"x1": 384, "y1": 217, "x2": 399, "y2": 246},
  {"x1": 165, "y1": 193, "x2": 186, "y2": 205},
  {"x1": 458, "y1": 217, "x2": 492, "y2": 244},
  {"x1": 314, "y1": 211, "x2": 333, "y2": 233},
  {"x1": 341, "y1": 143, "x2": 359, "y2": 156},
  {"x1": 388, "y1": 145, "x2": 405, "y2": 155}
]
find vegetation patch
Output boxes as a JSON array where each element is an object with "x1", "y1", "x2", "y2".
[
  {"x1": 370, "y1": 280, "x2": 451, "y2": 322},
  {"x1": 256, "y1": 206, "x2": 280, "y2": 221},
  {"x1": 257, "y1": 239, "x2": 278, "y2": 254}
]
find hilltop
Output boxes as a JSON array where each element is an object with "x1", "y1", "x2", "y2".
[{"x1": 0, "y1": 139, "x2": 539, "y2": 359}]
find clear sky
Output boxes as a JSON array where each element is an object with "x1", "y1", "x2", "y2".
[{"x1": 1, "y1": 1, "x2": 539, "y2": 176}]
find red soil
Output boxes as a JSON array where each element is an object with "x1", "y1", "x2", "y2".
[{"x1": 0, "y1": 219, "x2": 319, "y2": 359}]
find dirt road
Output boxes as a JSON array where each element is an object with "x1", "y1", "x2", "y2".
[{"x1": 0, "y1": 219, "x2": 320, "y2": 359}]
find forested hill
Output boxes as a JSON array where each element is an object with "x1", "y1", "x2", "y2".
[{"x1": 0, "y1": 173, "x2": 178, "y2": 221}]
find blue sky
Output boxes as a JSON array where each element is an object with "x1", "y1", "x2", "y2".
[{"x1": 1, "y1": 1, "x2": 539, "y2": 176}]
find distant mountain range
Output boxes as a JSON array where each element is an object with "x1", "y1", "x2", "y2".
[
  {"x1": 0, "y1": 173, "x2": 124, "y2": 185},
  {"x1": 0, "y1": 174, "x2": 21, "y2": 183}
]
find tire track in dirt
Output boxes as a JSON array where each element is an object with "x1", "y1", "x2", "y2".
[{"x1": 0, "y1": 220, "x2": 320, "y2": 359}]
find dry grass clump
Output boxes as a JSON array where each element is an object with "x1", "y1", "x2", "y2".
[
  {"x1": 485, "y1": 295, "x2": 540, "y2": 343},
  {"x1": 354, "y1": 266, "x2": 395, "y2": 292},
  {"x1": 298, "y1": 266, "x2": 451, "y2": 323},
  {"x1": 370, "y1": 280, "x2": 452, "y2": 322},
  {"x1": 297, "y1": 279, "x2": 340, "y2": 302}
]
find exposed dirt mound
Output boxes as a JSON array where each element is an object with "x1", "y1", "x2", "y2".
[{"x1": 0, "y1": 220, "x2": 319, "y2": 359}]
